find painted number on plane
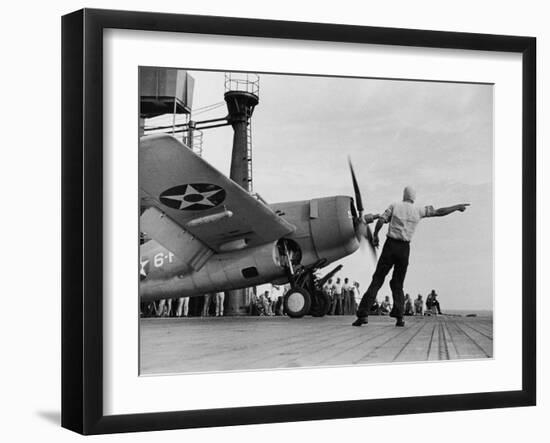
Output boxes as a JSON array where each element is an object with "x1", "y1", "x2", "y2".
[{"x1": 153, "y1": 252, "x2": 175, "y2": 268}]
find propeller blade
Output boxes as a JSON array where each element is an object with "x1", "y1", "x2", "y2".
[
  {"x1": 354, "y1": 216, "x2": 366, "y2": 239},
  {"x1": 357, "y1": 229, "x2": 377, "y2": 262},
  {"x1": 354, "y1": 216, "x2": 377, "y2": 260},
  {"x1": 348, "y1": 158, "x2": 377, "y2": 261},
  {"x1": 365, "y1": 224, "x2": 378, "y2": 260},
  {"x1": 366, "y1": 224, "x2": 373, "y2": 244},
  {"x1": 348, "y1": 158, "x2": 364, "y2": 216}
]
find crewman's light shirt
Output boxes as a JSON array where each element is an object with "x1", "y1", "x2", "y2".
[{"x1": 380, "y1": 201, "x2": 435, "y2": 242}]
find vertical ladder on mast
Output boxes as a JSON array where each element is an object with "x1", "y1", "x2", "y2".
[{"x1": 246, "y1": 122, "x2": 253, "y2": 193}]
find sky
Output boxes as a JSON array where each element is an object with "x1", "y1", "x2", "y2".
[{"x1": 146, "y1": 70, "x2": 493, "y2": 311}]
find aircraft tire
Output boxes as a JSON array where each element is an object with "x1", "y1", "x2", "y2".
[
  {"x1": 310, "y1": 291, "x2": 330, "y2": 317},
  {"x1": 284, "y1": 287, "x2": 312, "y2": 318}
]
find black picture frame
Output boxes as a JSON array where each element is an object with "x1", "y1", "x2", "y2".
[{"x1": 61, "y1": 8, "x2": 536, "y2": 435}]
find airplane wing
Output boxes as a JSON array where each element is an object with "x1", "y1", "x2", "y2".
[{"x1": 139, "y1": 134, "x2": 296, "y2": 253}]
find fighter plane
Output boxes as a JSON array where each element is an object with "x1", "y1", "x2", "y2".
[{"x1": 139, "y1": 134, "x2": 378, "y2": 317}]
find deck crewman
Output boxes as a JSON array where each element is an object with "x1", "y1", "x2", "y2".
[{"x1": 352, "y1": 186, "x2": 469, "y2": 327}]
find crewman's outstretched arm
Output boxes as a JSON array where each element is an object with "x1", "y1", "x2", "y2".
[{"x1": 432, "y1": 203, "x2": 470, "y2": 217}]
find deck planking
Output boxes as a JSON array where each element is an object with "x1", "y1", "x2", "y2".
[{"x1": 140, "y1": 314, "x2": 493, "y2": 375}]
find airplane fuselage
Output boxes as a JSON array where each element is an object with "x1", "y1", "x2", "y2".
[{"x1": 140, "y1": 195, "x2": 359, "y2": 301}]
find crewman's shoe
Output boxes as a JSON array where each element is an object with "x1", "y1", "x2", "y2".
[
  {"x1": 352, "y1": 317, "x2": 368, "y2": 327},
  {"x1": 395, "y1": 318, "x2": 405, "y2": 327}
]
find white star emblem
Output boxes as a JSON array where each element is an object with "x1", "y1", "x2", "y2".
[
  {"x1": 140, "y1": 259, "x2": 149, "y2": 277},
  {"x1": 161, "y1": 185, "x2": 223, "y2": 210}
]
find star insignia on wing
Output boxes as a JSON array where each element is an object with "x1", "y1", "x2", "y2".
[{"x1": 161, "y1": 185, "x2": 223, "y2": 210}]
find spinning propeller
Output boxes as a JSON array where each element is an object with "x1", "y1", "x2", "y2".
[{"x1": 348, "y1": 159, "x2": 379, "y2": 260}]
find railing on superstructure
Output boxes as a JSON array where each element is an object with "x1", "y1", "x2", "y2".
[
  {"x1": 224, "y1": 72, "x2": 260, "y2": 96},
  {"x1": 224, "y1": 73, "x2": 260, "y2": 193}
]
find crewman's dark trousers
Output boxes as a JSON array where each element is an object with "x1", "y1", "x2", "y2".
[
  {"x1": 331, "y1": 294, "x2": 343, "y2": 315},
  {"x1": 356, "y1": 237, "x2": 410, "y2": 319}
]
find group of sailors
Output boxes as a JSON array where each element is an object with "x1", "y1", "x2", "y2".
[
  {"x1": 140, "y1": 287, "x2": 285, "y2": 318},
  {"x1": 321, "y1": 277, "x2": 360, "y2": 315},
  {"x1": 140, "y1": 293, "x2": 225, "y2": 318},
  {"x1": 367, "y1": 290, "x2": 443, "y2": 316},
  {"x1": 140, "y1": 284, "x2": 443, "y2": 318},
  {"x1": 250, "y1": 286, "x2": 287, "y2": 316}
]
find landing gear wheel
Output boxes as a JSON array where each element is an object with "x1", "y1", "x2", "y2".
[
  {"x1": 310, "y1": 291, "x2": 331, "y2": 317},
  {"x1": 284, "y1": 287, "x2": 312, "y2": 318}
]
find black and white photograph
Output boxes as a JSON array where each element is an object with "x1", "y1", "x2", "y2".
[
  {"x1": 0, "y1": 0, "x2": 541, "y2": 439},
  {"x1": 138, "y1": 67, "x2": 493, "y2": 375}
]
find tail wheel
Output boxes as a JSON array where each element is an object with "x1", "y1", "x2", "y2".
[
  {"x1": 310, "y1": 291, "x2": 330, "y2": 317},
  {"x1": 284, "y1": 287, "x2": 312, "y2": 318}
]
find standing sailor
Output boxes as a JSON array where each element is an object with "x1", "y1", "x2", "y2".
[{"x1": 353, "y1": 186, "x2": 469, "y2": 327}]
